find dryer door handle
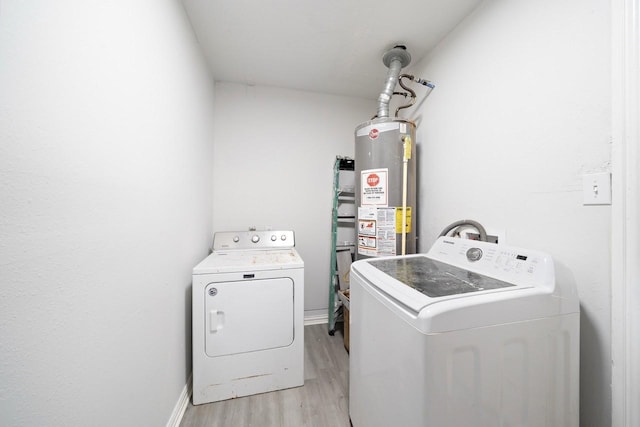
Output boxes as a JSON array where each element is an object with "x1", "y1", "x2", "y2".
[{"x1": 209, "y1": 310, "x2": 224, "y2": 333}]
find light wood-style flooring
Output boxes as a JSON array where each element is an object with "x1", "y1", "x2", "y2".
[{"x1": 180, "y1": 324, "x2": 350, "y2": 427}]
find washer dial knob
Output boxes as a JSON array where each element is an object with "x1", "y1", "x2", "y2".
[
  {"x1": 466, "y1": 247, "x2": 483, "y2": 262},
  {"x1": 233, "y1": 236, "x2": 240, "y2": 243},
  {"x1": 251, "y1": 235, "x2": 260, "y2": 243}
]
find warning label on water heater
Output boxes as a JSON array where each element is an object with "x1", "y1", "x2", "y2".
[
  {"x1": 361, "y1": 168, "x2": 388, "y2": 206},
  {"x1": 358, "y1": 206, "x2": 396, "y2": 257}
]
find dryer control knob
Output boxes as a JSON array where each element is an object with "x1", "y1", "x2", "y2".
[
  {"x1": 233, "y1": 236, "x2": 240, "y2": 243},
  {"x1": 251, "y1": 235, "x2": 260, "y2": 243},
  {"x1": 271, "y1": 235, "x2": 277, "y2": 241},
  {"x1": 281, "y1": 234, "x2": 287, "y2": 241}
]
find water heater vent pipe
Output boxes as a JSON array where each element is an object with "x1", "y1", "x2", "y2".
[{"x1": 376, "y1": 45, "x2": 412, "y2": 119}]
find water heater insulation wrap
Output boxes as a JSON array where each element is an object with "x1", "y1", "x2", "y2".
[{"x1": 355, "y1": 118, "x2": 417, "y2": 259}]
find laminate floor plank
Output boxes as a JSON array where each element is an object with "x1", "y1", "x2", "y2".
[{"x1": 180, "y1": 324, "x2": 350, "y2": 427}]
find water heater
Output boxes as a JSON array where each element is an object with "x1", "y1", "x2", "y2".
[{"x1": 355, "y1": 118, "x2": 417, "y2": 258}]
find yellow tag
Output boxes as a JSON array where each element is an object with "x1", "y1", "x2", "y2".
[
  {"x1": 403, "y1": 136, "x2": 412, "y2": 160},
  {"x1": 395, "y1": 207, "x2": 412, "y2": 233}
]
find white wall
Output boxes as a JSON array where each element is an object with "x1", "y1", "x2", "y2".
[
  {"x1": 211, "y1": 82, "x2": 372, "y2": 317},
  {"x1": 407, "y1": 0, "x2": 611, "y2": 425},
  {"x1": 0, "y1": 1, "x2": 215, "y2": 426}
]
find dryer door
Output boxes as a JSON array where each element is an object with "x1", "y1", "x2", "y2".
[{"x1": 204, "y1": 277, "x2": 294, "y2": 357}]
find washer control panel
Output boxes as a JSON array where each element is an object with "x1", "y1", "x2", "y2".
[
  {"x1": 213, "y1": 230, "x2": 295, "y2": 251},
  {"x1": 427, "y1": 237, "x2": 553, "y2": 289}
]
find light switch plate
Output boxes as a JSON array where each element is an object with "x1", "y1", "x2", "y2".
[{"x1": 583, "y1": 172, "x2": 611, "y2": 205}]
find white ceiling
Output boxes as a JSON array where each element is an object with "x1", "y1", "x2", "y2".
[{"x1": 182, "y1": 0, "x2": 483, "y2": 99}]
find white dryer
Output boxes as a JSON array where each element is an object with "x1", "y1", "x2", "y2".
[
  {"x1": 349, "y1": 237, "x2": 580, "y2": 427},
  {"x1": 192, "y1": 230, "x2": 304, "y2": 405}
]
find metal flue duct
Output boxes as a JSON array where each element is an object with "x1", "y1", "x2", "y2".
[{"x1": 376, "y1": 45, "x2": 411, "y2": 119}]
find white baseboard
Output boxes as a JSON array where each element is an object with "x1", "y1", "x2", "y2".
[
  {"x1": 304, "y1": 313, "x2": 328, "y2": 325},
  {"x1": 166, "y1": 373, "x2": 192, "y2": 427}
]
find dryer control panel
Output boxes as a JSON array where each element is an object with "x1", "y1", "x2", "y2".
[{"x1": 213, "y1": 230, "x2": 295, "y2": 251}]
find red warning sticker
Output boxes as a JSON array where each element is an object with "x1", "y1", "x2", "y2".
[
  {"x1": 368, "y1": 128, "x2": 379, "y2": 140},
  {"x1": 361, "y1": 168, "x2": 388, "y2": 206}
]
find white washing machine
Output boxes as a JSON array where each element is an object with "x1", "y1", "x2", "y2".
[
  {"x1": 192, "y1": 229, "x2": 304, "y2": 405},
  {"x1": 349, "y1": 237, "x2": 580, "y2": 427}
]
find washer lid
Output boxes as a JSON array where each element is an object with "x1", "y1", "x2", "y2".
[
  {"x1": 357, "y1": 254, "x2": 528, "y2": 314},
  {"x1": 368, "y1": 256, "x2": 516, "y2": 298}
]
